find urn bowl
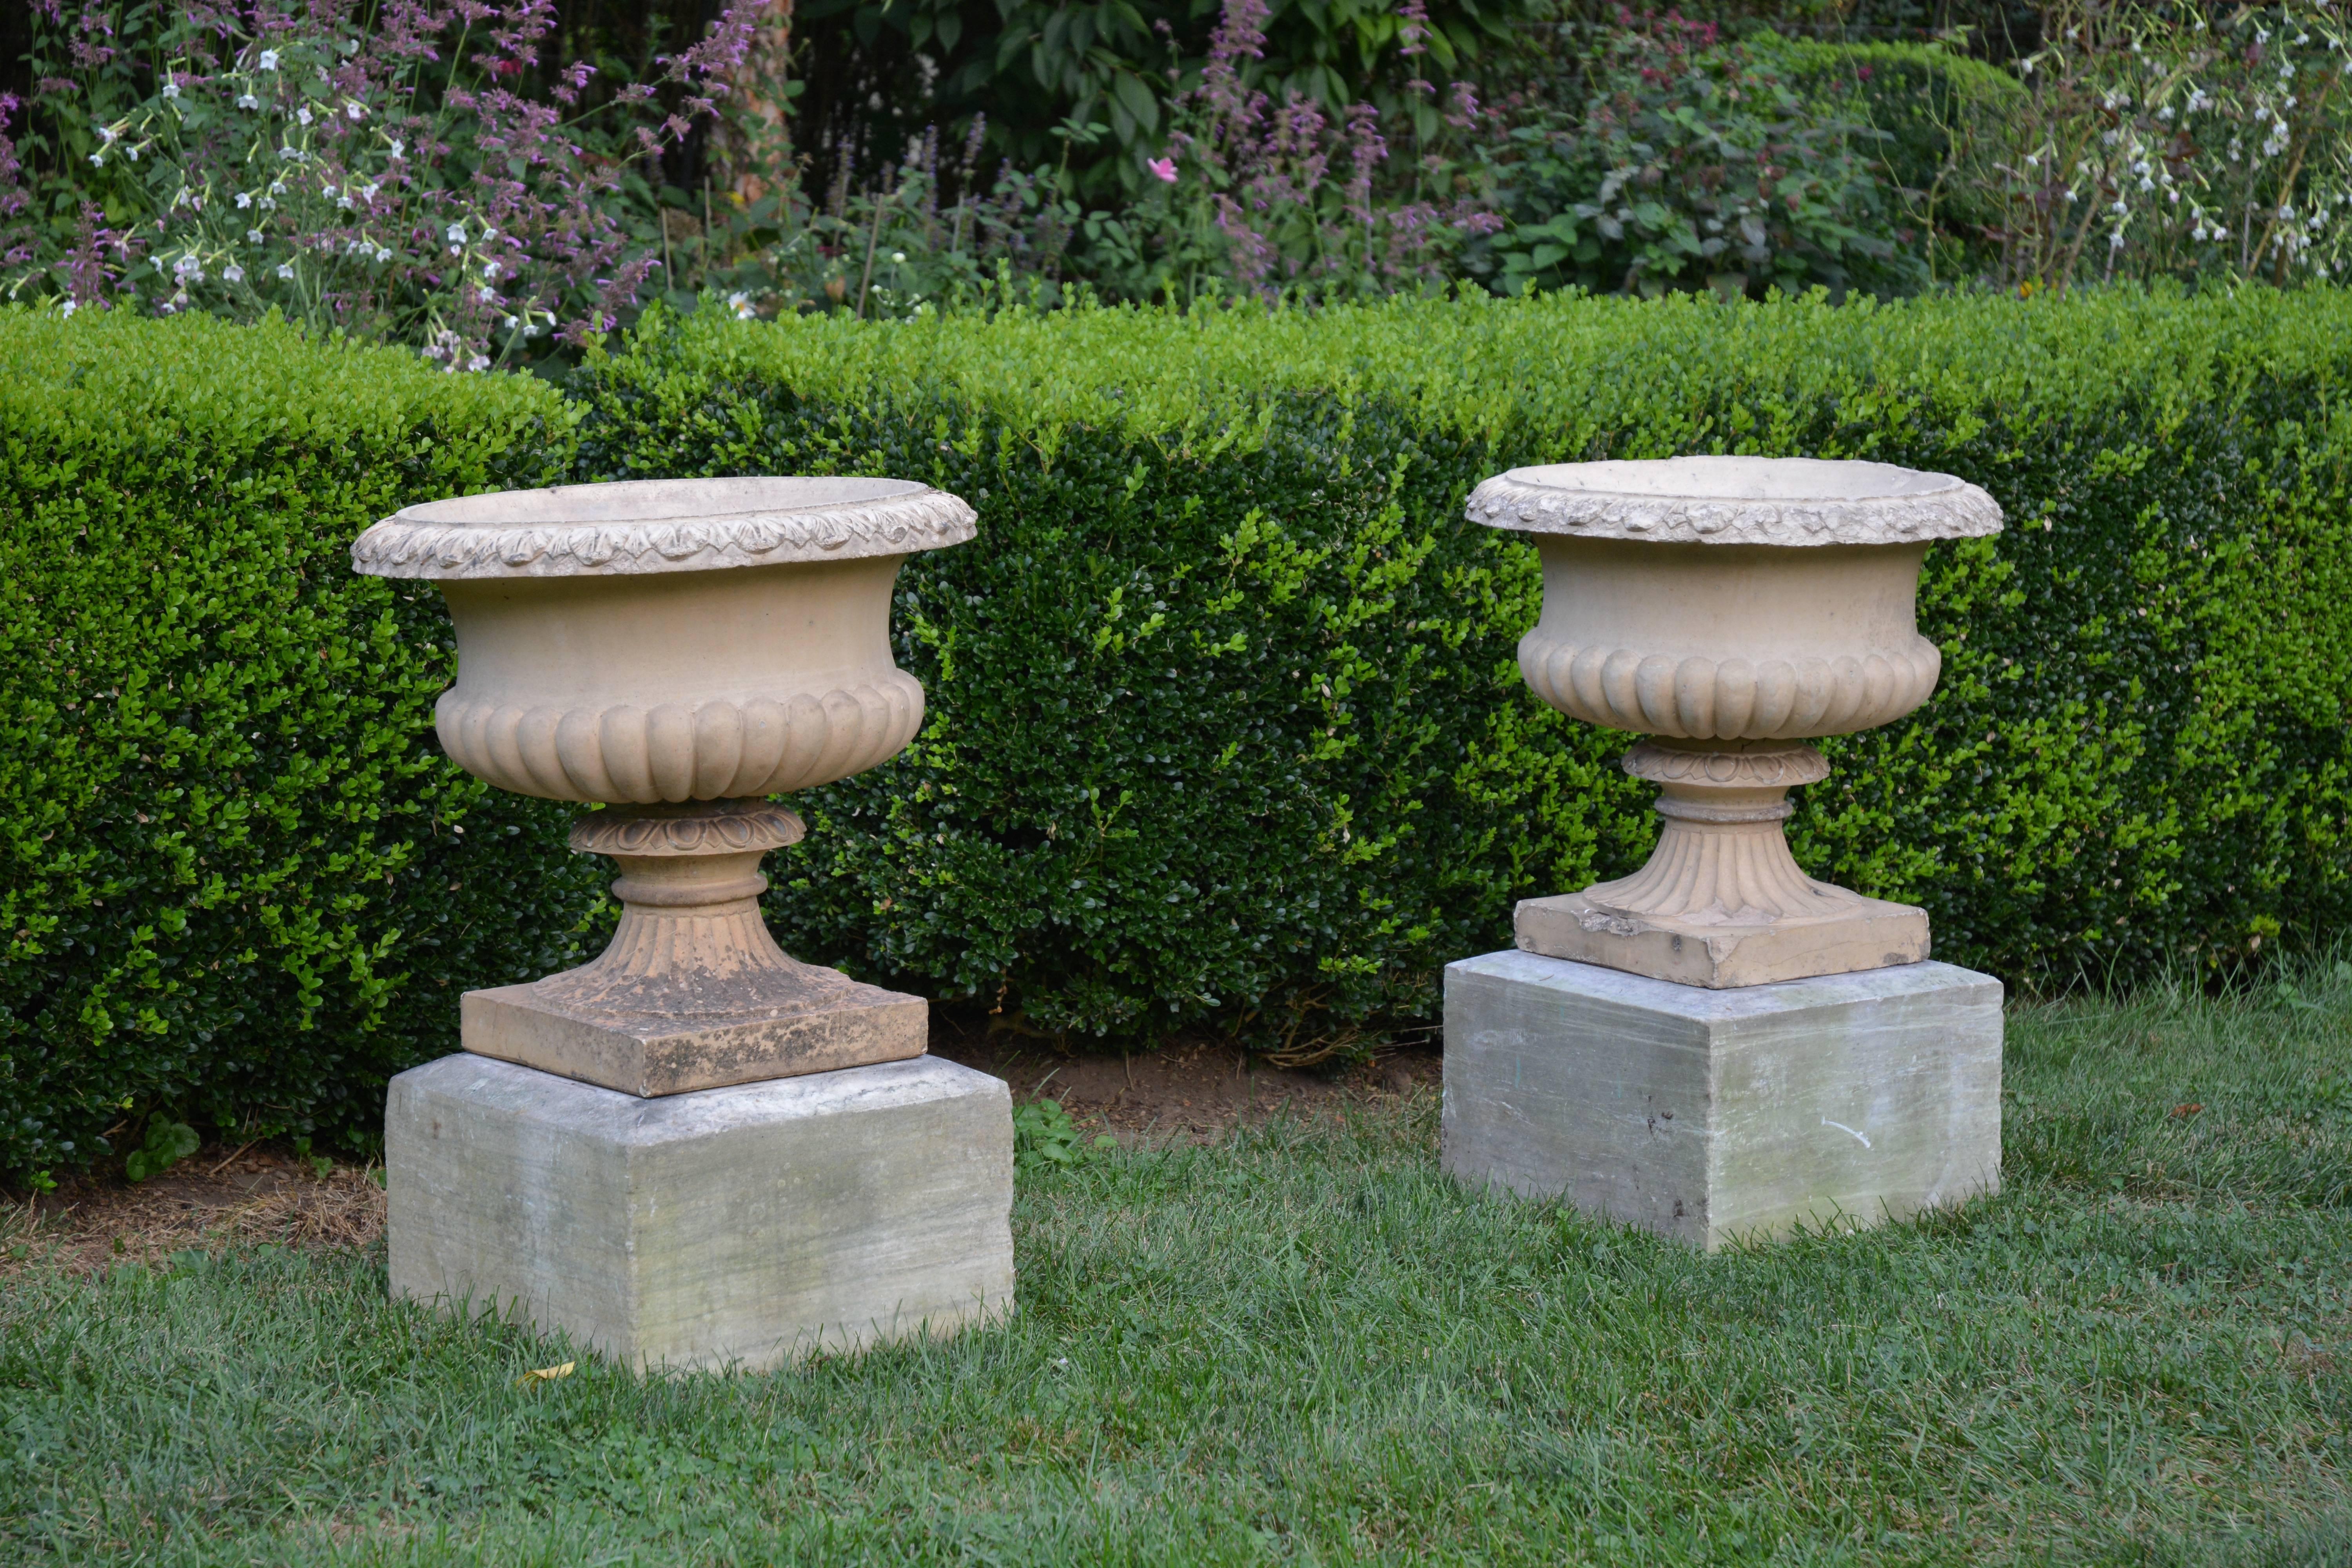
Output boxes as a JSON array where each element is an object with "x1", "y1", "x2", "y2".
[
  {"x1": 353, "y1": 476, "x2": 977, "y2": 804},
  {"x1": 1470, "y1": 458, "x2": 2000, "y2": 744}
]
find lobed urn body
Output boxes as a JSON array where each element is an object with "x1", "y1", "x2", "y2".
[
  {"x1": 352, "y1": 475, "x2": 976, "y2": 1094},
  {"x1": 1468, "y1": 456, "x2": 2003, "y2": 987}
]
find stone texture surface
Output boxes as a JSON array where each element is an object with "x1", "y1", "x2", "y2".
[
  {"x1": 1466, "y1": 456, "x2": 2003, "y2": 548},
  {"x1": 387, "y1": 1053, "x2": 1014, "y2": 1370},
  {"x1": 351, "y1": 475, "x2": 978, "y2": 579},
  {"x1": 461, "y1": 964, "x2": 928, "y2": 1097},
  {"x1": 1515, "y1": 887, "x2": 1929, "y2": 989},
  {"x1": 1442, "y1": 950, "x2": 2001, "y2": 1249}
]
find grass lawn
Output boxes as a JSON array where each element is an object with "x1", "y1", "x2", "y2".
[{"x1": 2, "y1": 965, "x2": 2349, "y2": 1565}]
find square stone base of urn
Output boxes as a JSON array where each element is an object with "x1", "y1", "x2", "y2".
[
  {"x1": 386, "y1": 1053, "x2": 1014, "y2": 1372},
  {"x1": 461, "y1": 961, "x2": 929, "y2": 1098},
  {"x1": 1442, "y1": 950, "x2": 2001, "y2": 1250},
  {"x1": 1515, "y1": 888, "x2": 1931, "y2": 989}
]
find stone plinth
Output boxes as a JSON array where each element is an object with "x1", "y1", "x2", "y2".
[
  {"x1": 1514, "y1": 886, "x2": 1929, "y2": 989},
  {"x1": 1442, "y1": 950, "x2": 2000, "y2": 1249},
  {"x1": 387, "y1": 1053, "x2": 1014, "y2": 1371},
  {"x1": 461, "y1": 965, "x2": 927, "y2": 1099}
]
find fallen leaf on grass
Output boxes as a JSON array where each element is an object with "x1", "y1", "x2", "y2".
[
  {"x1": 516, "y1": 1361, "x2": 575, "y2": 1386},
  {"x1": 2169, "y1": 1103, "x2": 2203, "y2": 1118}
]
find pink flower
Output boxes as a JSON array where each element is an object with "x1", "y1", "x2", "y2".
[{"x1": 1148, "y1": 156, "x2": 1178, "y2": 183}]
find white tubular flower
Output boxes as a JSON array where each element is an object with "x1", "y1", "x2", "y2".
[
  {"x1": 224, "y1": 264, "x2": 245, "y2": 283},
  {"x1": 466, "y1": 355, "x2": 489, "y2": 372},
  {"x1": 388, "y1": 139, "x2": 405, "y2": 159},
  {"x1": 89, "y1": 152, "x2": 103, "y2": 167},
  {"x1": 346, "y1": 101, "x2": 365, "y2": 120},
  {"x1": 445, "y1": 223, "x2": 466, "y2": 245},
  {"x1": 277, "y1": 262, "x2": 295, "y2": 279},
  {"x1": 259, "y1": 49, "x2": 279, "y2": 70},
  {"x1": 236, "y1": 191, "x2": 252, "y2": 209},
  {"x1": 162, "y1": 81, "x2": 180, "y2": 100},
  {"x1": 483, "y1": 260, "x2": 499, "y2": 278},
  {"x1": 237, "y1": 93, "x2": 259, "y2": 110},
  {"x1": 478, "y1": 285, "x2": 497, "y2": 302},
  {"x1": 2109, "y1": 231, "x2": 2125, "y2": 249},
  {"x1": 296, "y1": 105, "x2": 313, "y2": 125}
]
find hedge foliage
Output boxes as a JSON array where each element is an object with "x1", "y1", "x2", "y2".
[
  {"x1": 8, "y1": 289, "x2": 2352, "y2": 1173},
  {"x1": 0, "y1": 312, "x2": 591, "y2": 1176}
]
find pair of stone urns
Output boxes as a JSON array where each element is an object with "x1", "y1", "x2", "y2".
[{"x1": 358, "y1": 458, "x2": 2005, "y2": 1372}]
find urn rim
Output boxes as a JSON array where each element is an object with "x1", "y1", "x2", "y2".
[
  {"x1": 1467, "y1": 456, "x2": 2003, "y2": 548},
  {"x1": 350, "y1": 475, "x2": 978, "y2": 580}
]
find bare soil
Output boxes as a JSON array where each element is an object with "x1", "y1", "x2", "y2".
[
  {"x1": 927, "y1": 1013, "x2": 1442, "y2": 1144},
  {"x1": 0, "y1": 1024, "x2": 1443, "y2": 1274}
]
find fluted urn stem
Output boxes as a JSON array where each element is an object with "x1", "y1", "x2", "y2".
[
  {"x1": 534, "y1": 799, "x2": 809, "y2": 1013},
  {"x1": 1584, "y1": 741, "x2": 1846, "y2": 926}
]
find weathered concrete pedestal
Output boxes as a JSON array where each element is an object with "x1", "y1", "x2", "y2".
[
  {"x1": 1442, "y1": 951, "x2": 2001, "y2": 1249},
  {"x1": 387, "y1": 1053, "x2": 1014, "y2": 1371}
]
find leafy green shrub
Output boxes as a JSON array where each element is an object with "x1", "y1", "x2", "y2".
[
  {"x1": 1484, "y1": 14, "x2": 1927, "y2": 299},
  {"x1": 0, "y1": 309, "x2": 589, "y2": 1179},
  {"x1": 1753, "y1": 34, "x2": 2026, "y2": 284},
  {"x1": 120, "y1": 1118, "x2": 197, "y2": 1183},
  {"x1": 569, "y1": 287, "x2": 2352, "y2": 1053}
]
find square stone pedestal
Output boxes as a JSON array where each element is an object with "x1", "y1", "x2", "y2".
[
  {"x1": 1442, "y1": 951, "x2": 2001, "y2": 1249},
  {"x1": 1515, "y1": 888, "x2": 1930, "y2": 989},
  {"x1": 386, "y1": 1053, "x2": 1014, "y2": 1371},
  {"x1": 461, "y1": 962, "x2": 929, "y2": 1098}
]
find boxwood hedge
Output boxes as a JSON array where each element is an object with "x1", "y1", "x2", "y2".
[
  {"x1": 6, "y1": 289, "x2": 2350, "y2": 1174},
  {"x1": 0, "y1": 312, "x2": 593, "y2": 1176}
]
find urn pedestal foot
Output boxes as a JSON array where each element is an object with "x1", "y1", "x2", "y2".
[
  {"x1": 386, "y1": 1053, "x2": 1016, "y2": 1371},
  {"x1": 1515, "y1": 887, "x2": 1929, "y2": 990},
  {"x1": 459, "y1": 800, "x2": 926, "y2": 1097},
  {"x1": 1516, "y1": 740, "x2": 1929, "y2": 988},
  {"x1": 1441, "y1": 950, "x2": 2002, "y2": 1250}
]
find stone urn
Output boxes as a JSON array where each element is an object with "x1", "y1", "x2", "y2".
[
  {"x1": 352, "y1": 475, "x2": 977, "y2": 1095},
  {"x1": 1467, "y1": 456, "x2": 2003, "y2": 988}
]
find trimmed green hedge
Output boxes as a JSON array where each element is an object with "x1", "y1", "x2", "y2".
[
  {"x1": 7, "y1": 289, "x2": 2352, "y2": 1173},
  {"x1": 0, "y1": 312, "x2": 590, "y2": 1175}
]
